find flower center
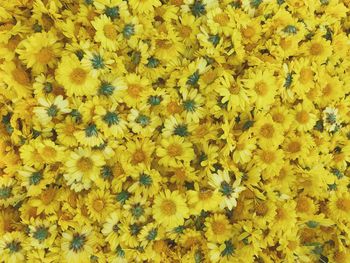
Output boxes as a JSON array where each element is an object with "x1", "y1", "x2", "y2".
[
  {"x1": 40, "y1": 188, "x2": 56, "y2": 205},
  {"x1": 259, "y1": 123, "x2": 274, "y2": 138},
  {"x1": 0, "y1": 187, "x2": 12, "y2": 199},
  {"x1": 123, "y1": 24, "x2": 135, "y2": 39},
  {"x1": 103, "y1": 112, "x2": 119, "y2": 127},
  {"x1": 132, "y1": 149, "x2": 146, "y2": 164},
  {"x1": 30, "y1": 172, "x2": 42, "y2": 185},
  {"x1": 70, "y1": 68, "x2": 87, "y2": 85},
  {"x1": 99, "y1": 82, "x2": 115, "y2": 96},
  {"x1": 178, "y1": 25, "x2": 192, "y2": 38},
  {"x1": 255, "y1": 81, "x2": 268, "y2": 96},
  {"x1": 156, "y1": 39, "x2": 172, "y2": 49},
  {"x1": 41, "y1": 146, "x2": 57, "y2": 159},
  {"x1": 183, "y1": 100, "x2": 196, "y2": 112},
  {"x1": 310, "y1": 42, "x2": 324, "y2": 56},
  {"x1": 139, "y1": 173, "x2": 152, "y2": 186},
  {"x1": 213, "y1": 13, "x2": 229, "y2": 26},
  {"x1": 127, "y1": 84, "x2": 142, "y2": 98},
  {"x1": 322, "y1": 83, "x2": 333, "y2": 96},
  {"x1": 190, "y1": 0, "x2": 206, "y2": 17},
  {"x1": 260, "y1": 150, "x2": 276, "y2": 164},
  {"x1": 85, "y1": 123, "x2": 98, "y2": 137},
  {"x1": 299, "y1": 68, "x2": 313, "y2": 84},
  {"x1": 167, "y1": 143, "x2": 183, "y2": 157},
  {"x1": 242, "y1": 26, "x2": 255, "y2": 38},
  {"x1": 198, "y1": 189, "x2": 213, "y2": 200},
  {"x1": 33, "y1": 226, "x2": 49, "y2": 241},
  {"x1": 77, "y1": 157, "x2": 93, "y2": 172},
  {"x1": 36, "y1": 47, "x2": 54, "y2": 64},
  {"x1": 275, "y1": 208, "x2": 287, "y2": 220},
  {"x1": 296, "y1": 197, "x2": 310, "y2": 213},
  {"x1": 211, "y1": 220, "x2": 227, "y2": 235},
  {"x1": 12, "y1": 68, "x2": 30, "y2": 86},
  {"x1": 167, "y1": 101, "x2": 181, "y2": 114},
  {"x1": 296, "y1": 110, "x2": 309, "y2": 124},
  {"x1": 161, "y1": 199, "x2": 177, "y2": 216},
  {"x1": 104, "y1": 6, "x2": 119, "y2": 20},
  {"x1": 92, "y1": 199, "x2": 105, "y2": 212},
  {"x1": 46, "y1": 104, "x2": 58, "y2": 117},
  {"x1": 272, "y1": 113, "x2": 284, "y2": 123},
  {"x1": 174, "y1": 124, "x2": 189, "y2": 137},
  {"x1": 135, "y1": 114, "x2": 150, "y2": 127},
  {"x1": 103, "y1": 24, "x2": 117, "y2": 39},
  {"x1": 336, "y1": 198, "x2": 350, "y2": 212},
  {"x1": 287, "y1": 141, "x2": 301, "y2": 153},
  {"x1": 70, "y1": 234, "x2": 86, "y2": 252},
  {"x1": 255, "y1": 202, "x2": 268, "y2": 216},
  {"x1": 6, "y1": 241, "x2": 21, "y2": 253},
  {"x1": 91, "y1": 54, "x2": 105, "y2": 69}
]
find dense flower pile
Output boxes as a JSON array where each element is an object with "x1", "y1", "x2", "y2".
[{"x1": 0, "y1": 0, "x2": 350, "y2": 262}]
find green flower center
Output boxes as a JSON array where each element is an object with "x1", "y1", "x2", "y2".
[
  {"x1": 283, "y1": 25, "x2": 297, "y2": 34},
  {"x1": 91, "y1": 54, "x2": 105, "y2": 69},
  {"x1": 325, "y1": 113, "x2": 337, "y2": 124},
  {"x1": 250, "y1": 0, "x2": 262, "y2": 8},
  {"x1": 85, "y1": 123, "x2": 98, "y2": 137},
  {"x1": 46, "y1": 104, "x2": 58, "y2": 117},
  {"x1": 123, "y1": 24, "x2": 135, "y2": 39},
  {"x1": 29, "y1": 172, "x2": 42, "y2": 185},
  {"x1": 136, "y1": 114, "x2": 150, "y2": 127},
  {"x1": 43, "y1": 82, "x2": 53, "y2": 93},
  {"x1": 104, "y1": 6, "x2": 119, "y2": 20},
  {"x1": 221, "y1": 240, "x2": 235, "y2": 257},
  {"x1": 6, "y1": 241, "x2": 21, "y2": 253},
  {"x1": 130, "y1": 223, "x2": 141, "y2": 236},
  {"x1": 103, "y1": 112, "x2": 119, "y2": 127},
  {"x1": 70, "y1": 234, "x2": 86, "y2": 252},
  {"x1": 146, "y1": 57, "x2": 160, "y2": 68},
  {"x1": 148, "y1": 95, "x2": 162, "y2": 106},
  {"x1": 116, "y1": 190, "x2": 130, "y2": 205},
  {"x1": 190, "y1": 0, "x2": 206, "y2": 17},
  {"x1": 113, "y1": 224, "x2": 120, "y2": 233},
  {"x1": 101, "y1": 165, "x2": 113, "y2": 180},
  {"x1": 132, "y1": 204, "x2": 144, "y2": 219},
  {"x1": 208, "y1": 34, "x2": 220, "y2": 47},
  {"x1": 139, "y1": 173, "x2": 152, "y2": 186},
  {"x1": 0, "y1": 187, "x2": 12, "y2": 199},
  {"x1": 99, "y1": 82, "x2": 115, "y2": 96},
  {"x1": 174, "y1": 124, "x2": 189, "y2": 137},
  {"x1": 85, "y1": 0, "x2": 93, "y2": 5},
  {"x1": 187, "y1": 70, "x2": 200, "y2": 86},
  {"x1": 147, "y1": 228, "x2": 158, "y2": 241},
  {"x1": 220, "y1": 181, "x2": 233, "y2": 196},
  {"x1": 183, "y1": 99, "x2": 196, "y2": 112},
  {"x1": 75, "y1": 50, "x2": 84, "y2": 60},
  {"x1": 33, "y1": 226, "x2": 49, "y2": 241},
  {"x1": 115, "y1": 245, "x2": 125, "y2": 257}
]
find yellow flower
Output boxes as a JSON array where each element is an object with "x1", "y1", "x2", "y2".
[
  {"x1": 121, "y1": 73, "x2": 150, "y2": 107},
  {"x1": 92, "y1": 15, "x2": 119, "y2": 51},
  {"x1": 156, "y1": 135, "x2": 195, "y2": 167},
  {"x1": 56, "y1": 55, "x2": 100, "y2": 96},
  {"x1": 64, "y1": 148, "x2": 105, "y2": 192},
  {"x1": 16, "y1": 31, "x2": 62, "y2": 74},
  {"x1": 129, "y1": 0, "x2": 161, "y2": 13},
  {"x1": 0, "y1": 231, "x2": 27, "y2": 263},
  {"x1": 205, "y1": 213, "x2": 232, "y2": 243},
  {"x1": 61, "y1": 225, "x2": 97, "y2": 263},
  {"x1": 152, "y1": 190, "x2": 189, "y2": 229}
]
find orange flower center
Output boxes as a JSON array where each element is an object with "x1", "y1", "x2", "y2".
[
  {"x1": 40, "y1": 188, "x2": 57, "y2": 205},
  {"x1": 127, "y1": 84, "x2": 143, "y2": 98},
  {"x1": 296, "y1": 110, "x2": 309, "y2": 124},
  {"x1": 272, "y1": 112, "x2": 285, "y2": 123},
  {"x1": 156, "y1": 39, "x2": 172, "y2": 49},
  {"x1": 132, "y1": 149, "x2": 146, "y2": 164},
  {"x1": 310, "y1": 42, "x2": 324, "y2": 56},
  {"x1": 167, "y1": 101, "x2": 182, "y2": 114},
  {"x1": 287, "y1": 141, "x2": 301, "y2": 153},
  {"x1": 299, "y1": 68, "x2": 313, "y2": 84},
  {"x1": 198, "y1": 189, "x2": 213, "y2": 200},
  {"x1": 161, "y1": 199, "x2": 177, "y2": 216},
  {"x1": 178, "y1": 25, "x2": 192, "y2": 38},
  {"x1": 70, "y1": 68, "x2": 87, "y2": 85},
  {"x1": 213, "y1": 13, "x2": 229, "y2": 26},
  {"x1": 260, "y1": 150, "x2": 276, "y2": 164},
  {"x1": 41, "y1": 146, "x2": 57, "y2": 159},
  {"x1": 92, "y1": 199, "x2": 105, "y2": 212},
  {"x1": 211, "y1": 220, "x2": 227, "y2": 235},
  {"x1": 76, "y1": 157, "x2": 93, "y2": 172},
  {"x1": 255, "y1": 81, "x2": 268, "y2": 96},
  {"x1": 336, "y1": 198, "x2": 350, "y2": 212},
  {"x1": 259, "y1": 123, "x2": 275, "y2": 138},
  {"x1": 12, "y1": 68, "x2": 30, "y2": 86},
  {"x1": 236, "y1": 142, "x2": 245, "y2": 151},
  {"x1": 103, "y1": 24, "x2": 117, "y2": 40},
  {"x1": 36, "y1": 47, "x2": 54, "y2": 64},
  {"x1": 167, "y1": 143, "x2": 182, "y2": 157},
  {"x1": 322, "y1": 83, "x2": 333, "y2": 97},
  {"x1": 255, "y1": 202, "x2": 268, "y2": 216},
  {"x1": 202, "y1": 70, "x2": 216, "y2": 84},
  {"x1": 242, "y1": 26, "x2": 255, "y2": 38},
  {"x1": 275, "y1": 208, "x2": 287, "y2": 220},
  {"x1": 296, "y1": 197, "x2": 311, "y2": 213}
]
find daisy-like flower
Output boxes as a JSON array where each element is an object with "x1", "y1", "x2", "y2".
[
  {"x1": 291, "y1": 102, "x2": 317, "y2": 132},
  {"x1": 323, "y1": 107, "x2": 341, "y2": 132},
  {"x1": 125, "y1": 138, "x2": 155, "y2": 168},
  {"x1": 64, "y1": 147, "x2": 105, "y2": 192},
  {"x1": 128, "y1": 167, "x2": 162, "y2": 197},
  {"x1": 187, "y1": 186, "x2": 222, "y2": 214},
  {"x1": 209, "y1": 170, "x2": 245, "y2": 210},
  {"x1": 102, "y1": 211, "x2": 122, "y2": 248},
  {"x1": 61, "y1": 225, "x2": 97, "y2": 263},
  {"x1": 16, "y1": 31, "x2": 62, "y2": 74},
  {"x1": 180, "y1": 88, "x2": 205, "y2": 123},
  {"x1": 92, "y1": 15, "x2": 119, "y2": 51},
  {"x1": 33, "y1": 95, "x2": 71, "y2": 125},
  {"x1": 18, "y1": 166, "x2": 53, "y2": 196},
  {"x1": 127, "y1": 107, "x2": 162, "y2": 137},
  {"x1": 328, "y1": 191, "x2": 350, "y2": 223},
  {"x1": 156, "y1": 135, "x2": 195, "y2": 167},
  {"x1": 152, "y1": 190, "x2": 189, "y2": 229},
  {"x1": 74, "y1": 122, "x2": 105, "y2": 147},
  {"x1": 121, "y1": 73, "x2": 150, "y2": 107},
  {"x1": 94, "y1": 104, "x2": 127, "y2": 138},
  {"x1": 0, "y1": 231, "x2": 28, "y2": 263},
  {"x1": 28, "y1": 218, "x2": 57, "y2": 249},
  {"x1": 0, "y1": 177, "x2": 23, "y2": 208},
  {"x1": 128, "y1": 0, "x2": 161, "y2": 14},
  {"x1": 86, "y1": 189, "x2": 114, "y2": 222},
  {"x1": 243, "y1": 68, "x2": 277, "y2": 110},
  {"x1": 205, "y1": 213, "x2": 232, "y2": 243},
  {"x1": 56, "y1": 54, "x2": 100, "y2": 96}
]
